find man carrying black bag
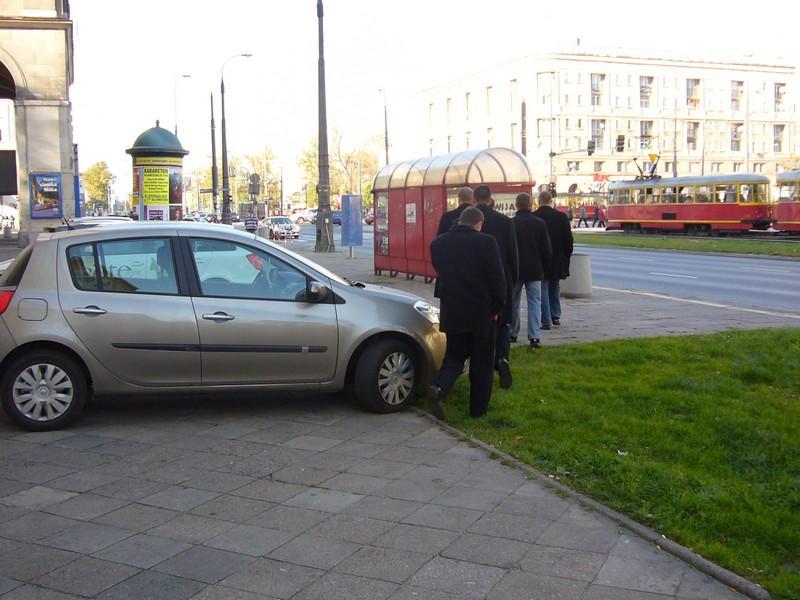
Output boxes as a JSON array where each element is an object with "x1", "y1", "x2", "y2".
[{"x1": 429, "y1": 207, "x2": 506, "y2": 420}]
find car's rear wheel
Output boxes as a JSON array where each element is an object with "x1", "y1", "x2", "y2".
[
  {"x1": 1, "y1": 351, "x2": 88, "y2": 431},
  {"x1": 354, "y1": 339, "x2": 418, "y2": 413}
]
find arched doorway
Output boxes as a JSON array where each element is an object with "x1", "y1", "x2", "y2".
[{"x1": 0, "y1": 60, "x2": 19, "y2": 235}]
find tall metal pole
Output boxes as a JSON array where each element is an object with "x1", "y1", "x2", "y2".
[
  {"x1": 315, "y1": 0, "x2": 335, "y2": 252},
  {"x1": 219, "y1": 54, "x2": 252, "y2": 225},
  {"x1": 279, "y1": 167, "x2": 284, "y2": 215},
  {"x1": 380, "y1": 88, "x2": 389, "y2": 165},
  {"x1": 210, "y1": 93, "x2": 219, "y2": 216},
  {"x1": 174, "y1": 74, "x2": 191, "y2": 137},
  {"x1": 745, "y1": 80, "x2": 750, "y2": 172},
  {"x1": 673, "y1": 97, "x2": 678, "y2": 177}
]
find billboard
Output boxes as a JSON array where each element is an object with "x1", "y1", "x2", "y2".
[{"x1": 29, "y1": 172, "x2": 62, "y2": 219}]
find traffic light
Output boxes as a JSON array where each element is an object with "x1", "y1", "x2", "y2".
[
  {"x1": 616, "y1": 134, "x2": 625, "y2": 152},
  {"x1": 548, "y1": 182, "x2": 557, "y2": 197},
  {"x1": 587, "y1": 140, "x2": 595, "y2": 156}
]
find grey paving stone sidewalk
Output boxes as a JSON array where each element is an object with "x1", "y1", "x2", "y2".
[{"x1": 0, "y1": 396, "x2": 746, "y2": 599}]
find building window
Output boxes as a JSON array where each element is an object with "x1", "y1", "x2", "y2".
[
  {"x1": 487, "y1": 127, "x2": 493, "y2": 147},
  {"x1": 510, "y1": 123, "x2": 518, "y2": 150},
  {"x1": 640, "y1": 121, "x2": 653, "y2": 148},
  {"x1": 686, "y1": 121, "x2": 699, "y2": 151},
  {"x1": 731, "y1": 80, "x2": 744, "y2": 111},
  {"x1": 428, "y1": 103, "x2": 434, "y2": 128},
  {"x1": 577, "y1": 95, "x2": 583, "y2": 106},
  {"x1": 594, "y1": 161, "x2": 604, "y2": 172},
  {"x1": 509, "y1": 78, "x2": 517, "y2": 111},
  {"x1": 577, "y1": 118, "x2": 583, "y2": 129},
  {"x1": 565, "y1": 118, "x2": 570, "y2": 129},
  {"x1": 690, "y1": 162, "x2": 700, "y2": 174},
  {"x1": 486, "y1": 86, "x2": 493, "y2": 115},
  {"x1": 640, "y1": 76, "x2": 653, "y2": 108},
  {"x1": 465, "y1": 92, "x2": 471, "y2": 120},
  {"x1": 711, "y1": 162, "x2": 722, "y2": 173},
  {"x1": 591, "y1": 73, "x2": 605, "y2": 106},
  {"x1": 774, "y1": 124, "x2": 785, "y2": 152},
  {"x1": 615, "y1": 96, "x2": 620, "y2": 107},
  {"x1": 567, "y1": 160, "x2": 580, "y2": 172},
  {"x1": 564, "y1": 94, "x2": 569, "y2": 105},
  {"x1": 753, "y1": 162, "x2": 765, "y2": 173},
  {"x1": 446, "y1": 97, "x2": 452, "y2": 127},
  {"x1": 616, "y1": 161, "x2": 626, "y2": 173},
  {"x1": 591, "y1": 119, "x2": 605, "y2": 148},
  {"x1": 465, "y1": 131, "x2": 471, "y2": 148},
  {"x1": 774, "y1": 83, "x2": 786, "y2": 111},
  {"x1": 733, "y1": 162, "x2": 743, "y2": 173},
  {"x1": 730, "y1": 123, "x2": 743, "y2": 151},
  {"x1": 686, "y1": 78, "x2": 700, "y2": 108}
]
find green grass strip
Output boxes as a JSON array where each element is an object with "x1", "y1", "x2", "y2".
[
  {"x1": 574, "y1": 233, "x2": 800, "y2": 258},
  {"x1": 433, "y1": 329, "x2": 800, "y2": 599}
]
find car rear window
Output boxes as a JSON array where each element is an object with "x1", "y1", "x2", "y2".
[{"x1": 0, "y1": 244, "x2": 34, "y2": 287}]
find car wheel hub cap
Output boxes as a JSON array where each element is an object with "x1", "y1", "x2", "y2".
[
  {"x1": 13, "y1": 363, "x2": 74, "y2": 422},
  {"x1": 377, "y1": 352, "x2": 414, "y2": 405}
]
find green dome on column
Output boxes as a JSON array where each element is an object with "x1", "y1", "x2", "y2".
[{"x1": 126, "y1": 120, "x2": 189, "y2": 157}]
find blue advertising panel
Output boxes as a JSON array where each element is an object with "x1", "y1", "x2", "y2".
[
  {"x1": 341, "y1": 194, "x2": 363, "y2": 246},
  {"x1": 29, "y1": 172, "x2": 63, "y2": 219}
]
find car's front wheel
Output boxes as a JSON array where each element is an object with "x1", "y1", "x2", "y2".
[
  {"x1": 1, "y1": 350, "x2": 88, "y2": 431},
  {"x1": 354, "y1": 339, "x2": 418, "y2": 413}
]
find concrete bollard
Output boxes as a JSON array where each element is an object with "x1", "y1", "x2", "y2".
[{"x1": 561, "y1": 252, "x2": 592, "y2": 298}]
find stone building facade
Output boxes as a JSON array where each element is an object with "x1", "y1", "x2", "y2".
[
  {"x1": 412, "y1": 47, "x2": 798, "y2": 194},
  {"x1": 0, "y1": 0, "x2": 74, "y2": 244}
]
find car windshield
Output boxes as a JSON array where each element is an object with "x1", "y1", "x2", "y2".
[{"x1": 272, "y1": 217, "x2": 290, "y2": 224}]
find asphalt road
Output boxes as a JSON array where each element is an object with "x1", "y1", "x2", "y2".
[{"x1": 580, "y1": 245, "x2": 800, "y2": 314}]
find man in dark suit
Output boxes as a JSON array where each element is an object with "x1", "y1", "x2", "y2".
[
  {"x1": 436, "y1": 186, "x2": 474, "y2": 236},
  {"x1": 429, "y1": 207, "x2": 506, "y2": 420},
  {"x1": 473, "y1": 185, "x2": 518, "y2": 389},
  {"x1": 511, "y1": 193, "x2": 552, "y2": 348},
  {"x1": 533, "y1": 190, "x2": 573, "y2": 329}
]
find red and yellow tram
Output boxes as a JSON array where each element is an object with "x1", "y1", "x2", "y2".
[
  {"x1": 607, "y1": 174, "x2": 772, "y2": 234},
  {"x1": 775, "y1": 170, "x2": 800, "y2": 233}
]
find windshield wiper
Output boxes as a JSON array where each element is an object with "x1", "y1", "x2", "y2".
[{"x1": 350, "y1": 280, "x2": 366, "y2": 288}]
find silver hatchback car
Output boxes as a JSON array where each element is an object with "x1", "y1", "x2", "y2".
[{"x1": 0, "y1": 222, "x2": 444, "y2": 430}]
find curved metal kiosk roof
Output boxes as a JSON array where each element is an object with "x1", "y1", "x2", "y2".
[{"x1": 373, "y1": 147, "x2": 532, "y2": 191}]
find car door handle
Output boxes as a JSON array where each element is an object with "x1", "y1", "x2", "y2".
[
  {"x1": 202, "y1": 312, "x2": 235, "y2": 322},
  {"x1": 73, "y1": 306, "x2": 107, "y2": 315}
]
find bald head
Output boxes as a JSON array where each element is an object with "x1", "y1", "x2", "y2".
[
  {"x1": 458, "y1": 206, "x2": 484, "y2": 230},
  {"x1": 538, "y1": 191, "x2": 553, "y2": 206},
  {"x1": 457, "y1": 187, "x2": 473, "y2": 205},
  {"x1": 516, "y1": 193, "x2": 532, "y2": 210}
]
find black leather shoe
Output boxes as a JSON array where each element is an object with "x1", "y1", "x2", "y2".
[
  {"x1": 497, "y1": 359, "x2": 512, "y2": 389},
  {"x1": 552, "y1": 317, "x2": 561, "y2": 326},
  {"x1": 530, "y1": 338, "x2": 541, "y2": 348},
  {"x1": 509, "y1": 336, "x2": 518, "y2": 344},
  {"x1": 541, "y1": 324, "x2": 551, "y2": 330},
  {"x1": 428, "y1": 385, "x2": 445, "y2": 420}
]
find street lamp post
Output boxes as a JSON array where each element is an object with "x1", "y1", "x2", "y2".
[
  {"x1": 379, "y1": 88, "x2": 389, "y2": 165},
  {"x1": 315, "y1": 0, "x2": 335, "y2": 252},
  {"x1": 173, "y1": 73, "x2": 191, "y2": 137},
  {"x1": 210, "y1": 92, "x2": 219, "y2": 216},
  {"x1": 537, "y1": 71, "x2": 557, "y2": 183},
  {"x1": 220, "y1": 52, "x2": 253, "y2": 224}
]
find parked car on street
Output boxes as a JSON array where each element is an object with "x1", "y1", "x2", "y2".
[
  {"x1": 289, "y1": 208, "x2": 317, "y2": 224},
  {"x1": 261, "y1": 216, "x2": 300, "y2": 239},
  {"x1": 364, "y1": 209, "x2": 375, "y2": 225},
  {"x1": 0, "y1": 222, "x2": 444, "y2": 430},
  {"x1": 331, "y1": 211, "x2": 343, "y2": 225}
]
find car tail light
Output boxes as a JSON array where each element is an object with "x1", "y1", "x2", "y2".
[{"x1": 0, "y1": 290, "x2": 14, "y2": 315}]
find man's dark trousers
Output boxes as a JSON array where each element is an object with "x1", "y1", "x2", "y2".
[{"x1": 434, "y1": 318, "x2": 495, "y2": 417}]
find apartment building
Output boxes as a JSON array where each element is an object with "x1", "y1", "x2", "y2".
[{"x1": 414, "y1": 47, "x2": 798, "y2": 192}]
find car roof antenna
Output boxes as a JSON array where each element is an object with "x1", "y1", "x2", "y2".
[{"x1": 62, "y1": 217, "x2": 74, "y2": 230}]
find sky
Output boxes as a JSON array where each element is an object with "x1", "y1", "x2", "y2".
[{"x1": 69, "y1": 0, "x2": 799, "y2": 202}]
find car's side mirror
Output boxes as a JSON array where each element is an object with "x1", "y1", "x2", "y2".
[{"x1": 300, "y1": 280, "x2": 329, "y2": 303}]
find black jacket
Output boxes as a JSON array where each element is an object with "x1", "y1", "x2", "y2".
[
  {"x1": 431, "y1": 225, "x2": 506, "y2": 334},
  {"x1": 436, "y1": 203, "x2": 470, "y2": 236},
  {"x1": 475, "y1": 203, "x2": 518, "y2": 324},
  {"x1": 533, "y1": 205, "x2": 573, "y2": 280},
  {"x1": 513, "y1": 210, "x2": 552, "y2": 282}
]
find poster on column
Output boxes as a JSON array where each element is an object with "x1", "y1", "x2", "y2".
[
  {"x1": 142, "y1": 167, "x2": 169, "y2": 221},
  {"x1": 29, "y1": 173, "x2": 62, "y2": 219}
]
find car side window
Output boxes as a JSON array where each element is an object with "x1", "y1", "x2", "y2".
[
  {"x1": 67, "y1": 238, "x2": 178, "y2": 295},
  {"x1": 189, "y1": 238, "x2": 308, "y2": 302}
]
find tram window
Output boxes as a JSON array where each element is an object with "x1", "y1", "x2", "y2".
[
  {"x1": 662, "y1": 187, "x2": 675, "y2": 203},
  {"x1": 779, "y1": 184, "x2": 797, "y2": 202},
  {"x1": 695, "y1": 185, "x2": 711, "y2": 203},
  {"x1": 678, "y1": 187, "x2": 693, "y2": 203},
  {"x1": 650, "y1": 188, "x2": 663, "y2": 204},
  {"x1": 749, "y1": 183, "x2": 768, "y2": 202},
  {"x1": 715, "y1": 185, "x2": 735, "y2": 202}
]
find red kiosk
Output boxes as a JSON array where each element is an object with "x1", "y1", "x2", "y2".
[{"x1": 372, "y1": 148, "x2": 534, "y2": 282}]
